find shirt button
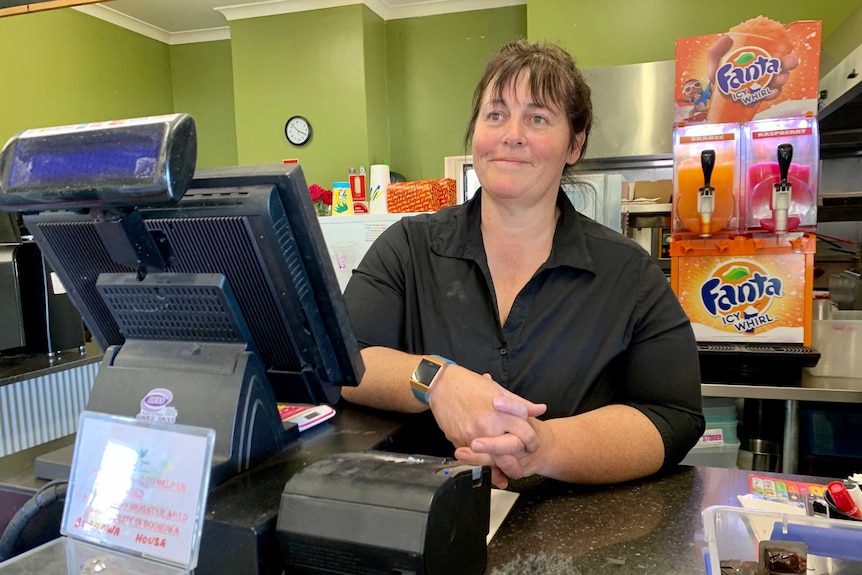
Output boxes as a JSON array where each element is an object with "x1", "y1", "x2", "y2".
[{"x1": 499, "y1": 348, "x2": 508, "y2": 356}]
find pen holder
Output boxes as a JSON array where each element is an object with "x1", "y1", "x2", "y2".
[{"x1": 824, "y1": 490, "x2": 862, "y2": 522}]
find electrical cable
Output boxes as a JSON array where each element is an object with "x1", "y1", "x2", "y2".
[
  {"x1": 811, "y1": 231, "x2": 857, "y2": 244},
  {"x1": 0, "y1": 479, "x2": 67, "y2": 562},
  {"x1": 810, "y1": 232, "x2": 859, "y2": 255}
]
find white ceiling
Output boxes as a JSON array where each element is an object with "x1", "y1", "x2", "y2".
[{"x1": 73, "y1": 0, "x2": 523, "y2": 44}]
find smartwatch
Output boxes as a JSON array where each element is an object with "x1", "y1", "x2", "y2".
[{"x1": 410, "y1": 355, "x2": 455, "y2": 404}]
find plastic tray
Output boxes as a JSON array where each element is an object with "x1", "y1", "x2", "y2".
[{"x1": 703, "y1": 505, "x2": 862, "y2": 574}]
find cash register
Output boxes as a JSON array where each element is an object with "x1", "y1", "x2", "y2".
[
  {"x1": 0, "y1": 113, "x2": 364, "y2": 488},
  {"x1": 0, "y1": 115, "x2": 490, "y2": 575}
]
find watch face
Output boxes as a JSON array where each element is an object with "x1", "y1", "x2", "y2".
[
  {"x1": 285, "y1": 116, "x2": 311, "y2": 146},
  {"x1": 413, "y1": 358, "x2": 443, "y2": 385}
]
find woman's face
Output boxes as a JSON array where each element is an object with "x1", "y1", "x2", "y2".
[{"x1": 472, "y1": 72, "x2": 581, "y2": 205}]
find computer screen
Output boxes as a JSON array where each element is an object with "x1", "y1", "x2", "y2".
[{"x1": 22, "y1": 164, "x2": 363, "y2": 405}]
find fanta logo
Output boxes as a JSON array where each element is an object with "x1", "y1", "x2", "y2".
[
  {"x1": 715, "y1": 46, "x2": 781, "y2": 105},
  {"x1": 701, "y1": 262, "x2": 782, "y2": 334}
]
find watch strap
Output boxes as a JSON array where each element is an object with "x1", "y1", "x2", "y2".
[{"x1": 410, "y1": 355, "x2": 455, "y2": 404}]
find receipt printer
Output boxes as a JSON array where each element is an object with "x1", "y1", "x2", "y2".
[{"x1": 276, "y1": 452, "x2": 491, "y2": 575}]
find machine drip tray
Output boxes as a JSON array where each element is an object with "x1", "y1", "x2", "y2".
[{"x1": 698, "y1": 342, "x2": 821, "y2": 386}]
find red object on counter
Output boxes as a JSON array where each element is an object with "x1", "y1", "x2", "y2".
[
  {"x1": 350, "y1": 173, "x2": 368, "y2": 213},
  {"x1": 828, "y1": 481, "x2": 862, "y2": 518}
]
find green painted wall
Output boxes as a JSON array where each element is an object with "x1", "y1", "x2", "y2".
[
  {"x1": 363, "y1": 6, "x2": 389, "y2": 167},
  {"x1": 2, "y1": 2, "x2": 859, "y2": 185},
  {"x1": 170, "y1": 40, "x2": 238, "y2": 168},
  {"x1": 821, "y1": 2, "x2": 862, "y2": 71},
  {"x1": 230, "y1": 6, "x2": 369, "y2": 189},
  {"x1": 0, "y1": 8, "x2": 172, "y2": 147},
  {"x1": 386, "y1": 7, "x2": 526, "y2": 181},
  {"x1": 528, "y1": 0, "x2": 862, "y2": 69}
]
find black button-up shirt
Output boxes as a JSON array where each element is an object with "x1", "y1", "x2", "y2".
[{"x1": 344, "y1": 190, "x2": 705, "y2": 467}]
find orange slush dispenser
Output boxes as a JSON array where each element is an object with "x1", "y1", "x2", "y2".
[{"x1": 673, "y1": 123, "x2": 740, "y2": 237}]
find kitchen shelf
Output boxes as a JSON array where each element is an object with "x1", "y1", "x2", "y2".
[
  {"x1": 818, "y1": 191, "x2": 862, "y2": 223},
  {"x1": 702, "y1": 383, "x2": 862, "y2": 403},
  {"x1": 702, "y1": 383, "x2": 862, "y2": 475},
  {"x1": 818, "y1": 204, "x2": 862, "y2": 222},
  {"x1": 622, "y1": 202, "x2": 672, "y2": 214}
]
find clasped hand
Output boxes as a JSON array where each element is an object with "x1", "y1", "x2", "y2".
[{"x1": 428, "y1": 368, "x2": 546, "y2": 488}]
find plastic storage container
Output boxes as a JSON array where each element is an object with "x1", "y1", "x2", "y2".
[
  {"x1": 703, "y1": 505, "x2": 862, "y2": 573},
  {"x1": 702, "y1": 398, "x2": 739, "y2": 443},
  {"x1": 681, "y1": 441, "x2": 740, "y2": 469},
  {"x1": 703, "y1": 397, "x2": 737, "y2": 419},
  {"x1": 701, "y1": 420, "x2": 739, "y2": 446},
  {"x1": 682, "y1": 398, "x2": 740, "y2": 468},
  {"x1": 803, "y1": 310, "x2": 862, "y2": 390},
  {"x1": 702, "y1": 398, "x2": 739, "y2": 444}
]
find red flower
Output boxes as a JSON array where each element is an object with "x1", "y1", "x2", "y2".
[
  {"x1": 322, "y1": 188, "x2": 333, "y2": 206},
  {"x1": 309, "y1": 184, "x2": 324, "y2": 203}
]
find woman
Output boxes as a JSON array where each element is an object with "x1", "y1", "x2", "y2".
[{"x1": 341, "y1": 40, "x2": 704, "y2": 487}]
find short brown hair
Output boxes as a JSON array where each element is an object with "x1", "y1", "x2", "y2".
[{"x1": 465, "y1": 40, "x2": 593, "y2": 172}]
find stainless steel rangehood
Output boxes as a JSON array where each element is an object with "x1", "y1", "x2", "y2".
[
  {"x1": 582, "y1": 61, "x2": 676, "y2": 161},
  {"x1": 580, "y1": 46, "x2": 862, "y2": 162}
]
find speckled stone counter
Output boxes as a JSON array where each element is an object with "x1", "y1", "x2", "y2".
[
  {"x1": 0, "y1": 404, "x2": 832, "y2": 575},
  {"x1": 488, "y1": 465, "x2": 826, "y2": 575}
]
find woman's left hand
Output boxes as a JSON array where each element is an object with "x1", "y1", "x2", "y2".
[{"x1": 454, "y1": 402, "x2": 551, "y2": 488}]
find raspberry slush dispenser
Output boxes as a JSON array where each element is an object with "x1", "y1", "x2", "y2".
[{"x1": 742, "y1": 117, "x2": 819, "y2": 234}]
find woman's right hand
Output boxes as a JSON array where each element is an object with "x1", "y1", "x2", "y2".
[{"x1": 427, "y1": 366, "x2": 546, "y2": 452}]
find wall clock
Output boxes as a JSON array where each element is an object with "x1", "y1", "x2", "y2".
[{"x1": 285, "y1": 115, "x2": 311, "y2": 146}]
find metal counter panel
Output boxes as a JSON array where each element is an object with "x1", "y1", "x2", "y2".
[{"x1": 0, "y1": 362, "x2": 98, "y2": 457}]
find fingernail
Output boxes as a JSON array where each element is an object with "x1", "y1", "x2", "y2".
[{"x1": 473, "y1": 441, "x2": 485, "y2": 451}]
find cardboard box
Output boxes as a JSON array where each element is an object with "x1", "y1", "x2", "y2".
[
  {"x1": 387, "y1": 179, "x2": 456, "y2": 213},
  {"x1": 631, "y1": 180, "x2": 673, "y2": 203}
]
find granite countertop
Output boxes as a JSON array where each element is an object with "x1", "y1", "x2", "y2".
[
  {"x1": 487, "y1": 466, "x2": 828, "y2": 575},
  {"x1": 0, "y1": 404, "x2": 836, "y2": 575},
  {"x1": 0, "y1": 340, "x2": 102, "y2": 387}
]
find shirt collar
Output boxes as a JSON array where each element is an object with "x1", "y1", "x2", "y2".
[{"x1": 430, "y1": 188, "x2": 597, "y2": 274}]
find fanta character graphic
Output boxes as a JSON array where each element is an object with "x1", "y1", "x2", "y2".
[
  {"x1": 677, "y1": 79, "x2": 712, "y2": 121},
  {"x1": 700, "y1": 261, "x2": 782, "y2": 334}
]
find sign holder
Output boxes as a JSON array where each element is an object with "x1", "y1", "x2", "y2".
[{"x1": 0, "y1": 411, "x2": 215, "y2": 574}]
